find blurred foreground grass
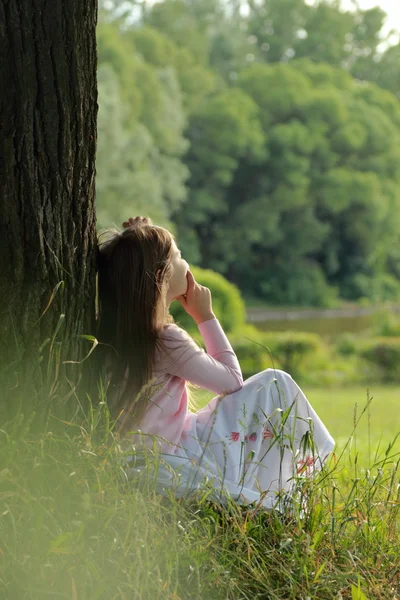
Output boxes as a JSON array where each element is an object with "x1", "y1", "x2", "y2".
[{"x1": 0, "y1": 385, "x2": 399, "y2": 599}]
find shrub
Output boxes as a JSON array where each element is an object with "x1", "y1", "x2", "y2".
[
  {"x1": 300, "y1": 347, "x2": 365, "y2": 387},
  {"x1": 360, "y1": 337, "x2": 400, "y2": 382},
  {"x1": 261, "y1": 332, "x2": 323, "y2": 379},
  {"x1": 170, "y1": 266, "x2": 246, "y2": 334},
  {"x1": 335, "y1": 333, "x2": 358, "y2": 357},
  {"x1": 229, "y1": 331, "x2": 323, "y2": 381},
  {"x1": 372, "y1": 311, "x2": 400, "y2": 337},
  {"x1": 230, "y1": 333, "x2": 273, "y2": 379}
]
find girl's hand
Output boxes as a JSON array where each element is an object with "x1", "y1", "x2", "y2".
[
  {"x1": 175, "y1": 271, "x2": 215, "y2": 325},
  {"x1": 122, "y1": 216, "x2": 151, "y2": 228}
]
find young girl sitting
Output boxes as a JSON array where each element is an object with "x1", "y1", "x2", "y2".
[{"x1": 97, "y1": 216, "x2": 335, "y2": 509}]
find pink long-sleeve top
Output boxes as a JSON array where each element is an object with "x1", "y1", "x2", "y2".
[{"x1": 130, "y1": 318, "x2": 243, "y2": 453}]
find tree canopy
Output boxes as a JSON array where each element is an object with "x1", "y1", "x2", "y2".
[{"x1": 96, "y1": 0, "x2": 400, "y2": 305}]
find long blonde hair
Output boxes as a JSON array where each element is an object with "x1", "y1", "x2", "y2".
[{"x1": 96, "y1": 220, "x2": 176, "y2": 434}]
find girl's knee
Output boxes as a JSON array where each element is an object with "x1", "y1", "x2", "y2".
[
  {"x1": 244, "y1": 368, "x2": 293, "y2": 393},
  {"x1": 251, "y1": 368, "x2": 298, "y2": 402},
  {"x1": 258, "y1": 368, "x2": 292, "y2": 385}
]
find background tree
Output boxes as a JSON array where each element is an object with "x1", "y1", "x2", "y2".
[
  {"x1": 0, "y1": 1, "x2": 98, "y2": 400},
  {"x1": 370, "y1": 42, "x2": 400, "y2": 98},
  {"x1": 173, "y1": 60, "x2": 400, "y2": 305},
  {"x1": 96, "y1": 21, "x2": 197, "y2": 229},
  {"x1": 96, "y1": 0, "x2": 400, "y2": 306}
]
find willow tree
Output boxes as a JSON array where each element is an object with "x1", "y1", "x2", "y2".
[{"x1": 0, "y1": 1, "x2": 98, "y2": 408}]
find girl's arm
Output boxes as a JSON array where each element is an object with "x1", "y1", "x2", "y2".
[{"x1": 157, "y1": 318, "x2": 243, "y2": 395}]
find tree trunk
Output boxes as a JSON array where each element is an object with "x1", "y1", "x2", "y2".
[{"x1": 0, "y1": 1, "x2": 98, "y2": 400}]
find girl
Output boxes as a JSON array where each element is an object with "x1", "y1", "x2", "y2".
[{"x1": 97, "y1": 216, "x2": 335, "y2": 510}]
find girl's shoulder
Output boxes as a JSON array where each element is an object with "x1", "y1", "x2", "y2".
[
  {"x1": 155, "y1": 324, "x2": 201, "y2": 369},
  {"x1": 157, "y1": 323, "x2": 203, "y2": 353},
  {"x1": 159, "y1": 323, "x2": 191, "y2": 344}
]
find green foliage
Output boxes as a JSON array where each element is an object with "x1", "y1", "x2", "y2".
[
  {"x1": 96, "y1": 65, "x2": 188, "y2": 229},
  {"x1": 177, "y1": 58, "x2": 400, "y2": 305},
  {"x1": 130, "y1": 26, "x2": 216, "y2": 110},
  {"x1": 170, "y1": 266, "x2": 246, "y2": 334},
  {"x1": 246, "y1": 308, "x2": 400, "y2": 386},
  {"x1": 262, "y1": 331, "x2": 323, "y2": 379},
  {"x1": 214, "y1": 324, "x2": 368, "y2": 386},
  {"x1": 228, "y1": 329, "x2": 325, "y2": 383},
  {"x1": 187, "y1": 88, "x2": 265, "y2": 190},
  {"x1": 97, "y1": 21, "x2": 142, "y2": 123},
  {"x1": 344, "y1": 274, "x2": 400, "y2": 304},
  {"x1": 97, "y1": 0, "x2": 400, "y2": 308},
  {"x1": 229, "y1": 333, "x2": 271, "y2": 379},
  {"x1": 246, "y1": 0, "x2": 387, "y2": 83},
  {"x1": 96, "y1": 23, "x2": 190, "y2": 229},
  {"x1": 293, "y1": 1, "x2": 355, "y2": 66},
  {"x1": 257, "y1": 261, "x2": 339, "y2": 308},
  {"x1": 372, "y1": 42, "x2": 400, "y2": 98},
  {"x1": 360, "y1": 337, "x2": 400, "y2": 382},
  {"x1": 247, "y1": 0, "x2": 309, "y2": 64},
  {"x1": 143, "y1": 0, "x2": 218, "y2": 65},
  {"x1": 238, "y1": 63, "x2": 312, "y2": 127},
  {"x1": 335, "y1": 334, "x2": 358, "y2": 357},
  {"x1": 372, "y1": 312, "x2": 400, "y2": 338}
]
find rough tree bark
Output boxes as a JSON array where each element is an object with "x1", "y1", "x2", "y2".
[{"x1": 0, "y1": 1, "x2": 98, "y2": 397}]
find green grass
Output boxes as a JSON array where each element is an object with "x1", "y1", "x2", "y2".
[
  {"x1": 306, "y1": 386, "x2": 400, "y2": 451},
  {"x1": 0, "y1": 386, "x2": 399, "y2": 600}
]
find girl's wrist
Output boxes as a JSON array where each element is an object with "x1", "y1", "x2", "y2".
[{"x1": 195, "y1": 312, "x2": 216, "y2": 326}]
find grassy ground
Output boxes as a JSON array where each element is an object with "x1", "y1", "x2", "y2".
[
  {"x1": 305, "y1": 386, "x2": 400, "y2": 452},
  {"x1": 0, "y1": 385, "x2": 399, "y2": 600}
]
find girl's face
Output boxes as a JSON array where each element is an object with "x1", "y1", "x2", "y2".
[{"x1": 164, "y1": 240, "x2": 189, "y2": 305}]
